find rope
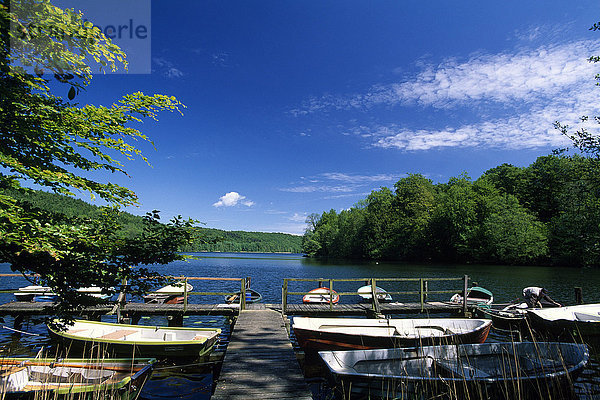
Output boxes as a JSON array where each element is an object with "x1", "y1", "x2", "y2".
[{"x1": 1, "y1": 325, "x2": 41, "y2": 336}]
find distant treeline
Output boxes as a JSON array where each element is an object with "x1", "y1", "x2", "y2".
[
  {"x1": 302, "y1": 155, "x2": 600, "y2": 267},
  {"x1": 3, "y1": 189, "x2": 302, "y2": 254}
]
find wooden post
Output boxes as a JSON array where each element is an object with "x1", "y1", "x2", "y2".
[
  {"x1": 420, "y1": 278, "x2": 424, "y2": 312},
  {"x1": 240, "y1": 278, "x2": 246, "y2": 311},
  {"x1": 575, "y1": 287, "x2": 583, "y2": 305},
  {"x1": 371, "y1": 278, "x2": 381, "y2": 315},
  {"x1": 329, "y1": 279, "x2": 333, "y2": 311},
  {"x1": 183, "y1": 277, "x2": 188, "y2": 313},
  {"x1": 117, "y1": 278, "x2": 127, "y2": 324},
  {"x1": 282, "y1": 279, "x2": 288, "y2": 316},
  {"x1": 463, "y1": 275, "x2": 469, "y2": 316}
]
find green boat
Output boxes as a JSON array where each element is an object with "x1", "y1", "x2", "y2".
[
  {"x1": 48, "y1": 319, "x2": 221, "y2": 359},
  {"x1": 0, "y1": 357, "x2": 155, "y2": 399}
]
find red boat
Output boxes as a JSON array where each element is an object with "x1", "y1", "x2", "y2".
[{"x1": 292, "y1": 317, "x2": 491, "y2": 351}]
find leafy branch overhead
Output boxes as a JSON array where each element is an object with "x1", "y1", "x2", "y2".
[{"x1": 0, "y1": 0, "x2": 195, "y2": 319}]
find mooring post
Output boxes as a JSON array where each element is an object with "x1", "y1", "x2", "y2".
[
  {"x1": 183, "y1": 277, "x2": 189, "y2": 313},
  {"x1": 419, "y1": 278, "x2": 424, "y2": 312},
  {"x1": 116, "y1": 278, "x2": 127, "y2": 324},
  {"x1": 371, "y1": 278, "x2": 381, "y2": 315},
  {"x1": 329, "y1": 279, "x2": 334, "y2": 311},
  {"x1": 463, "y1": 275, "x2": 469, "y2": 315},
  {"x1": 575, "y1": 287, "x2": 583, "y2": 305},
  {"x1": 240, "y1": 278, "x2": 246, "y2": 311},
  {"x1": 282, "y1": 279, "x2": 288, "y2": 316}
]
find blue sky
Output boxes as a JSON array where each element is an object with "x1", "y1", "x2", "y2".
[{"x1": 70, "y1": 0, "x2": 599, "y2": 234}]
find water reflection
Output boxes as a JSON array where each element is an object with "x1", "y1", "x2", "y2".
[{"x1": 1, "y1": 253, "x2": 600, "y2": 399}]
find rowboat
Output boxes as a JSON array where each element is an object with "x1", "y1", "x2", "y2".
[
  {"x1": 527, "y1": 303, "x2": 600, "y2": 340},
  {"x1": 450, "y1": 286, "x2": 493, "y2": 306},
  {"x1": 143, "y1": 282, "x2": 193, "y2": 304},
  {"x1": 15, "y1": 286, "x2": 113, "y2": 302},
  {"x1": 0, "y1": 357, "x2": 155, "y2": 399},
  {"x1": 292, "y1": 317, "x2": 491, "y2": 351},
  {"x1": 48, "y1": 319, "x2": 221, "y2": 358},
  {"x1": 319, "y1": 342, "x2": 589, "y2": 399},
  {"x1": 14, "y1": 285, "x2": 56, "y2": 302},
  {"x1": 224, "y1": 288, "x2": 263, "y2": 304},
  {"x1": 356, "y1": 285, "x2": 392, "y2": 302},
  {"x1": 302, "y1": 287, "x2": 339, "y2": 304},
  {"x1": 479, "y1": 307, "x2": 529, "y2": 332}
]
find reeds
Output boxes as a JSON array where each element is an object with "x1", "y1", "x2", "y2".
[{"x1": 0, "y1": 343, "x2": 149, "y2": 400}]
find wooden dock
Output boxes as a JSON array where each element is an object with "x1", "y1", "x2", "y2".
[
  {"x1": 212, "y1": 307, "x2": 312, "y2": 399},
  {"x1": 283, "y1": 301, "x2": 467, "y2": 316}
]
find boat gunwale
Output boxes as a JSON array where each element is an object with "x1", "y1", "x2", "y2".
[
  {"x1": 48, "y1": 320, "x2": 221, "y2": 346},
  {"x1": 0, "y1": 357, "x2": 156, "y2": 395},
  {"x1": 318, "y1": 342, "x2": 589, "y2": 383}
]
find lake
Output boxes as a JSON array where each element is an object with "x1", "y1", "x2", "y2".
[{"x1": 0, "y1": 253, "x2": 599, "y2": 399}]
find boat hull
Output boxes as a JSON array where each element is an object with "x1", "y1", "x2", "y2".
[
  {"x1": 0, "y1": 357, "x2": 154, "y2": 400},
  {"x1": 302, "y1": 288, "x2": 339, "y2": 304},
  {"x1": 48, "y1": 320, "x2": 220, "y2": 359},
  {"x1": 319, "y1": 342, "x2": 588, "y2": 400},
  {"x1": 224, "y1": 289, "x2": 263, "y2": 304},
  {"x1": 293, "y1": 318, "x2": 491, "y2": 351}
]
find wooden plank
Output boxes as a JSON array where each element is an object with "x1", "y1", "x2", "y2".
[{"x1": 212, "y1": 309, "x2": 311, "y2": 400}]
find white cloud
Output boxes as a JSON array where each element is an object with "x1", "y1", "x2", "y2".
[
  {"x1": 320, "y1": 172, "x2": 402, "y2": 183},
  {"x1": 280, "y1": 185, "x2": 358, "y2": 193},
  {"x1": 294, "y1": 38, "x2": 600, "y2": 151},
  {"x1": 153, "y1": 57, "x2": 184, "y2": 79},
  {"x1": 213, "y1": 192, "x2": 255, "y2": 207},
  {"x1": 297, "y1": 40, "x2": 599, "y2": 111},
  {"x1": 288, "y1": 212, "x2": 307, "y2": 222}
]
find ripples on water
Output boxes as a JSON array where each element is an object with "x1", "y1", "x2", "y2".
[{"x1": 1, "y1": 253, "x2": 600, "y2": 399}]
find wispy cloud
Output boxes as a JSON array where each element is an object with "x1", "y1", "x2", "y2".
[
  {"x1": 280, "y1": 172, "x2": 401, "y2": 194},
  {"x1": 280, "y1": 185, "x2": 358, "y2": 193},
  {"x1": 153, "y1": 57, "x2": 184, "y2": 78},
  {"x1": 213, "y1": 192, "x2": 255, "y2": 207},
  {"x1": 288, "y1": 212, "x2": 307, "y2": 222},
  {"x1": 296, "y1": 40, "x2": 599, "y2": 111},
  {"x1": 320, "y1": 172, "x2": 403, "y2": 183},
  {"x1": 291, "y1": 39, "x2": 600, "y2": 151}
]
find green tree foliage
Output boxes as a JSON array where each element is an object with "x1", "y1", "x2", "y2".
[
  {"x1": 302, "y1": 156, "x2": 600, "y2": 267},
  {"x1": 0, "y1": 0, "x2": 197, "y2": 317}
]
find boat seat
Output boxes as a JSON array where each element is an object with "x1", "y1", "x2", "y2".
[
  {"x1": 67, "y1": 329, "x2": 88, "y2": 335},
  {"x1": 574, "y1": 312, "x2": 600, "y2": 322},
  {"x1": 435, "y1": 359, "x2": 490, "y2": 379},
  {"x1": 99, "y1": 329, "x2": 137, "y2": 340}
]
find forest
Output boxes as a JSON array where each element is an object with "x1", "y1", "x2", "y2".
[
  {"x1": 2, "y1": 188, "x2": 302, "y2": 254},
  {"x1": 302, "y1": 154, "x2": 600, "y2": 267}
]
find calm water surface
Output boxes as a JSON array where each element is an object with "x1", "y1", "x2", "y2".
[{"x1": 0, "y1": 253, "x2": 599, "y2": 399}]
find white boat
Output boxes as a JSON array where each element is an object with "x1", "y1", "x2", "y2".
[
  {"x1": 0, "y1": 357, "x2": 155, "y2": 399},
  {"x1": 14, "y1": 285, "x2": 56, "y2": 302},
  {"x1": 302, "y1": 287, "x2": 339, "y2": 304},
  {"x1": 76, "y1": 286, "x2": 114, "y2": 299},
  {"x1": 450, "y1": 286, "x2": 494, "y2": 306},
  {"x1": 527, "y1": 303, "x2": 600, "y2": 340},
  {"x1": 357, "y1": 285, "x2": 392, "y2": 302},
  {"x1": 292, "y1": 317, "x2": 491, "y2": 351},
  {"x1": 48, "y1": 319, "x2": 220, "y2": 358},
  {"x1": 319, "y1": 342, "x2": 589, "y2": 399},
  {"x1": 143, "y1": 282, "x2": 193, "y2": 304}
]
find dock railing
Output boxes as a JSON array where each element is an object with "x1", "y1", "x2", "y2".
[
  {"x1": 282, "y1": 275, "x2": 470, "y2": 315},
  {"x1": 0, "y1": 274, "x2": 249, "y2": 312}
]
